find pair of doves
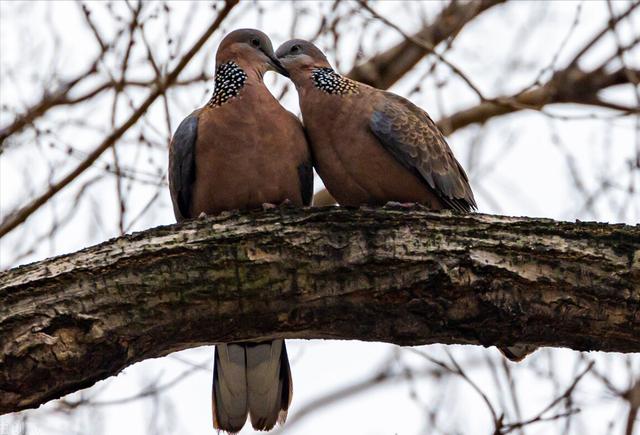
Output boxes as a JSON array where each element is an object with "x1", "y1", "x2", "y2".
[{"x1": 167, "y1": 29, "x2": 481, "y2": 433}]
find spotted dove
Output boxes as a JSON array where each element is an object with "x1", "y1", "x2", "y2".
[
  {"x1": 168, "y1": 29, "x2": 312, "y2": 432},
  {"x1": 275, "y1": 40, "x2": 476, "y2": 212}
]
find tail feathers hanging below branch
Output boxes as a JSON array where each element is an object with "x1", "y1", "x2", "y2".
[
  {"x1": 212, "y1": 344, "x2": 248, "y2": 432},
  {"x1": 246, "y1": 340, "x2": 293, "y2": 430},
  {"x1": 212, "y1": 341, "x2": 293, "y2": 433}
]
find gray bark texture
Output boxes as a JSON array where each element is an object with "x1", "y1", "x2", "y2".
[{"x1": 1, "y1": 206, "x2": 638, "y2": 414}]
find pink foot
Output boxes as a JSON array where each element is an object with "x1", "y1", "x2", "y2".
[{"x1": 384, "y1": 201, "x2": 419, "y2": 209}]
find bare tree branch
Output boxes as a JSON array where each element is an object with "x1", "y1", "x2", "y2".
[
  {"x1": 313, "y1": 1, "x2": 639, "y2": 205},
  {"x1": 347, "y1": 0, "x2": 505, "y2": 88},
  {"x1": 438, "y1": 67, "x2": 639, "y2": 134},
  {"x1": 0, "y1": 60, "x2": 103, "y2": 147},
  {"x1": 0, "y1": 0, "x2": 238, "y2": 239},
  {"x1": 625, "y1": 379, "x2": 640, "y2": 435},
  {"x1": 358, "y1": 1, "x2": 490, "y2": 102},
  {"x1": 1, "y1": 207, "x2": 638, "y2": 414}
]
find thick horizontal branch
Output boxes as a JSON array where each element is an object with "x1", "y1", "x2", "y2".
[{"x1": 1, "y1": 207, "x2": 638, "y2": 414}]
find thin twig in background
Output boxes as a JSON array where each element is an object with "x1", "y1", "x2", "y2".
[{"x1": 0, "y1": 0, "x2": 239, "y2": 238}]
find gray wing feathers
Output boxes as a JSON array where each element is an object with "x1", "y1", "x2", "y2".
[
  {"x1": 168, "y1": 113, "x2": 198, "y2": 221},
  {"x1": 213, "y1": 344, "x2": 248, "y2": 432}
]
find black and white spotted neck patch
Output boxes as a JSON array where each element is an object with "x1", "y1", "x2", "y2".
[
  {"x1": 207, "y1": 61, "x2": 248, "y2": 107},
  {"x1": 311, "y1": 68, "x2": 359, "y2": 95}
]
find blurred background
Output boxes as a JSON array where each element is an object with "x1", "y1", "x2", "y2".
[{"x1": 0, "y1": 1, "x2": 638, "y2": 434}]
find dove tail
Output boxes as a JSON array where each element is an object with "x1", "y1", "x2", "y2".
[
  {"x1": 212, "y1": 344, "x2": 248, "y2": 433},
  {"x1": 212, "y1": 341, "x2": 293, "y2": 433}
]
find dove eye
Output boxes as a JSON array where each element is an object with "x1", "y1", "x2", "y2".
[
  {"x1": 290, "y1": 45, "x2": 301, "y2": 54},
  {"x1": 250, "y1": 38, "x2": 260, "y2": 47}
]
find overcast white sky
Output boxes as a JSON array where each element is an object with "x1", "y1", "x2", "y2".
[{"x1": 0, "y1": 1, "x2": 638, "y2": 435}]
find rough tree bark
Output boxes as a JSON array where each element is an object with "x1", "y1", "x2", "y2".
[{"x1": 1, "y1": 207, "x2": 638, "y2": 414}]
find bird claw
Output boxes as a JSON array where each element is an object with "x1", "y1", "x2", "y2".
[
  {"x1": 198, "y1": 212, "x2": 208, "y2": 218},
  {"x1": 383, "y1": 201, "x2": 419, "y2": 209},
  {"x1": 262, "y1": 199, "x2": 293, "y2": 211}
]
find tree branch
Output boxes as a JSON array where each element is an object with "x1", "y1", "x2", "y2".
[
  {"x1": 358, "y1": 0, "x2": 490, "y2": 102},
  {"x1": 1, "y1": 207, "x2": 638, "y2": 414},
  {"x1": 347, "y1": 0, "x2": 505, "y2": 88},
  {"x1": 313, "y1": 1, "x2": 638, "y2": 205},
  {"x1": 438, "y1": 66, "x2": 639, "y2": 134},
  {"x1": 0, "y1": 0, "x2": 238, "y2": 239}
]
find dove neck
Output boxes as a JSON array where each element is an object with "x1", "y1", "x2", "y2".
[
  {"x1": 310, "y1": 67, "x2": 359, "y2": 95},
  {"x1": 207, "y1": 61, "x2": 249, "y2": 108}
]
